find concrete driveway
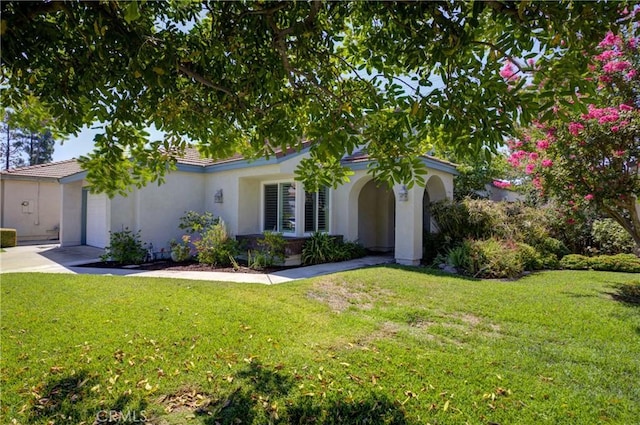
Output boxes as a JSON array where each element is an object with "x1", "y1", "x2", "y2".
[
  {"x1": 0, "y1": 244, "x2": 104, "y2": 274},
  {"x1": 0, "y1": 243, "x2": 394, "y2": 283}
]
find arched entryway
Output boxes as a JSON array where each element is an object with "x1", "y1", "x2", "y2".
[
  {"x1": 424, "y1": 175, "x2": 447, "y2": 234},
  {"x1": 358, "y1": 180, "x2": 395, "y2": 252}
]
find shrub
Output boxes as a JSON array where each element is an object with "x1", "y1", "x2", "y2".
[
  {"x1": 302, "y1": 232, "x2": 336, "y2": 265},
  {"x1": 560, "y1": 254, "x2": 640, "y2": 273},
  {"x1": 102, "y1": 228, "x2": 147, "y2": 265},
  {"x1": 469, "y1": 238, "x2": 524, "y2": 279},
  {"x1": 333, "y1": 240, "x2": 367, "y2": 262},
  {"x1": 249, "y1": 231, "x2": 286, "y2": 269},
  {"x1": 423, "y1": 231, "x2": 450, "y2": 265},
  {"x1": 535, "y1": 237, "x2": 569, "y2": 259},
  {"x1": 0, "y1": 228, "x2": 17, "y2": 247},
  {"x1": 446, "y1": 241, "x2": 473, "y2": 271},
  {"x1": 559, "y1": 254, "x2": 591, "y2": 270},
  {"x1": 178, "y1": 211, "x2": 218, "y2": 235},
  {"x1": 302, "y1": 233, "x2": 366, "y2": 265},
  {"x1": 590, "y1": 254, "x2": 640, "y2": 273},
  {"x1": 516, "y1": 243, "x2": 544, "y2": 271},
  {"x1": 193, "y1": 219, "x2": 239, "y2": 266},
  {"x1": 591, "y1": 219, "x2": 635, "y2": 255},
  {"x1": 169, "y1": 235, "x2": 193, "y2": 262}
]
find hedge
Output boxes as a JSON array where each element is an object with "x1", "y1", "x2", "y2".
[{"x1": 1, "y1": 228, "x2": 17, "y2": 248}]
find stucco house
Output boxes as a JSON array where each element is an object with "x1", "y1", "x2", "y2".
[
  {"x1": 2, "y1": 147, "x2": 456, "y2": 265},
  {"x1": 0, "y1": 159, "x2": 83, "y2": 242}
]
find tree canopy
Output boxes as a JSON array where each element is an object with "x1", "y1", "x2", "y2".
[{"x1": 1, "y1": 1, "x2": 633, "y2": 195}]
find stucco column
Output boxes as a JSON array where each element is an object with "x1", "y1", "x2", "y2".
[
  {"x1": 393, "y1": 184, "x2": 424, "y2": 266},
  {"x1": 60, "y1": 181, "x2": 83, "y2": 246}
]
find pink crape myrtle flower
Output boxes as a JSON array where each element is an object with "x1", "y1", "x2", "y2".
[
  {"x1": 584, "y1": 194, "x2": 594, "y2": 201},
  {"x1": 619, "y1": 104, "x2": 634, "y2": 112},
  {"x1": 568, "y1": 122, "x2": 584, "y2": 136},
  {"x1": 598, "y1": 31, "x2": 623, "y2": 48},
  {"x1": 602, "y1": 60, "x2": 632, "y2": 73},
  {"x1": 541, "y1": 159, "x2": 553, "y2": 167},
  {"x1": 499, "y1": 61, "x2": 518, "y2": 80},
  {"x1": 493, "y1": 180, "x2": 512, "y2": 189},
  {"x1": 536, "y1": 139, "x2": 550, "y2": 150},
  {"x1": 525, "y1": 163, "x2": 536, "y2": 174},
  {"x1": 529, "y1": 152, "x2": 539, "y2": 160}
]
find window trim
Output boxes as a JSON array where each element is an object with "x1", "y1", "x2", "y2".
[{"x1": 261, "y1": 180, "x2": 331, "y2": 236}]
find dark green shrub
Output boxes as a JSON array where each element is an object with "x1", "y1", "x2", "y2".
[
  {"x1": 249, "y1": 231, "x2": 286, "y2": 269},
  {"x1": 446, "y1": 240, "x2": 473, "y2": 271},
  {"x1": 535, "y1": 237, "x2": 570, "y2": 259},
  {"x1": 591, "y1": 219, "x2": 635, "y2": 255},
  {"x1": 302, "y1": 233, "x2": 366, "y2": 265},
  {"x1": 302, "y1": 232, "x2": 335, "y2": 265},
  {"x1": 333, "y1": 240, "x2": 367, "y2": 262},
  {"x1": 423, "y1": 231, "x2": 450, "y2": 265},
  {"x1": 193, "y1": 219, "x2": 239, "y2": 266},
  {"x1": 0, "y1": 228, "x2": 17, "y2": 247},
  {"x1": 102, "y1": 228, "x2": 147, "y2": 265}
]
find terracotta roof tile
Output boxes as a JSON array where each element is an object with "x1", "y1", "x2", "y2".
[{"x1": 0, "y1": 159, "x2": 83, "y2": 179}]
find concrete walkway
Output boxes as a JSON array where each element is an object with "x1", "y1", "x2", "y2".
[{"x1": 0, "y1": 244, "x2": 394, "y2": 284}]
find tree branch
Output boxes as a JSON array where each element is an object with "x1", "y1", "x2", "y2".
[{"x1": 177, "y1": 65, "x2": 235, "y2": 98}]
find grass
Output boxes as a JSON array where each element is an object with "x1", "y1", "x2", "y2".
[{"x1": 1, "y1": 267, "x2": 639, "y2": 424}]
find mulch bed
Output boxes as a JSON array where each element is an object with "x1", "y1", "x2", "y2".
[{"x1": 76, "y1": 260, "x2": 290, "y2": 274}]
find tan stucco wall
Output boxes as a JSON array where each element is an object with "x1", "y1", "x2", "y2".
[
  {"x1": 125, "y1": 171, "x2": 207, "y2": 250},
  {"x1": 1, "y1": 179, "x2": 61, "y2": 241}
]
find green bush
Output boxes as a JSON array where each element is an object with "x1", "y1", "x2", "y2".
[
  {"x1": 249, "y1": 231, "x2": 286, "y2": 269},
  {"x1": 169, "y1": 235, "x2": 193, "y2": 262},
  {"x1": 560, "y1": 253, "x2": 640, "y2": 273},
  {"x1": 446, "y1": 241, "x2": 473, "y2": 271},
  {"x1": 516, "y1": 243, "x2": 544, "y2": 271},
  {"x1": 334, "y1": 240, "x2": 367, "y2": 261},
  {"x1": 559, "y1": 254, "x2": 591, "y2": 270},
  {"x1": 0, "y1": 228, "x2": 17, "y2": 247},
  {"x1": 178, "y1": 210, "x2": 218, "y2": 235},
  {"x1": 469, "y1": 238, "x2": 524, "y2": 279},
  {"x1": 423, "y1": 231, "x2": 450, "y2": 265},
  {"x1": 535, "y1": 237, "x2": 569, "y2": 259},
  {"x1": 101, "y1": 228, "x2": 147, "y2": 265},
  {"x1": 302, "y1": 233, "x2": 366, "y2": 265},
  {"x1": 591, "y1": 254, "x2": 640, "y2": 273},
  {"x1": 193, "y1": 219, "x2": 239, "y2": 266},
  {"x1": 591, "y1": 219, "x2": 635, "y2": 255}
]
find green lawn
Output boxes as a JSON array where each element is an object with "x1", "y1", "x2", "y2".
[{"x1": 1, "y1": 268, "x2": 639, "y2": 424}]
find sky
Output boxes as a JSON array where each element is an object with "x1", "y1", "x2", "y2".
[
  {"x1": 52, "y1": 127, "x2": 97, "y2": 162},
  {"x1": 52, "y1": 126, "x2": 165, "y2": 162}
]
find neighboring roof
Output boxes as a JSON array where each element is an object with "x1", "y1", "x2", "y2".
[
  {"x1": 0, "y1": 159, "x2": 83, "y2": 181},
  {"x1": 341, "y1": 149, "x2": 458, "y2": 174}
]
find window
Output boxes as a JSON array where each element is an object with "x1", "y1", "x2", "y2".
[
  {"x1": 263, "y1": 183, "x2": 296, "y2": 233},
  {"x1": 263, "y1": 183, "x2": 329, "y2": 234},
  {"x1": 305, "y1": 186, "x2": 329, "y2": 232}
]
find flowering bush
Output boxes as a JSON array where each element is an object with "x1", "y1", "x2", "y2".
[{"x1": 505, "y1": 29, "x2": 640, "y2": 253}]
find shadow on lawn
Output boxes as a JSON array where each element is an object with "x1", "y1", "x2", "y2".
[
  {"x1": 29, "y1": 371, "x2": 148, "y2": 424},
  {"x1": 606, "y1": 281, "x2": 640, "y2": 306},
  {"x1": 200, "y1": 361, "x2": 410, "y2": 424}
]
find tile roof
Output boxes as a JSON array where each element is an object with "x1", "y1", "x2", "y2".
[
  {"x1": 0, "y1": 159, "x2": 83, "y2": 179},
  {"x1": 341, "y1": 149, "x2": 457, "y2": 168}
]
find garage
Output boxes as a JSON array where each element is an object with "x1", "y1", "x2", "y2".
[{"x1": 84, "y1": 191, "x2": 109, "y2": 248}]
